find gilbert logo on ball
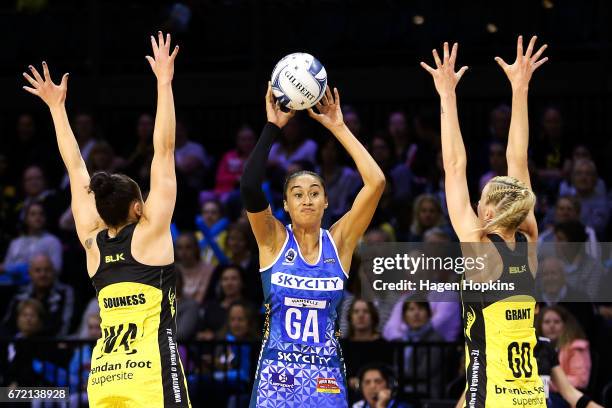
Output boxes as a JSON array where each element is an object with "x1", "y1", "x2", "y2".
[{"x1": 271, "y1": 52, "x2": 327, "y2": 110}]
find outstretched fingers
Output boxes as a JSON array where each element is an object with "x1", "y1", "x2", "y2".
[
  {"x1": 157, "y1": 31, "x2": 165, "y2": 49},
  {"x1": 22, "y1": 86, "x2": 39, "y2": 96},
  {"x1": 145, "y1": 55, "x2": 155, "y2": 70},
  {"x1": 170, "y1": 45, "x2": 179, "y2": 60},
  {"x1": 494, "y1": 56, "x2": 508, "y2": 69},
  {"x1": 60, "y1": 73, "x2": 69, "y2": 88},
  {"x1": 150, "y1": 35, "x2": 159, "y2": 57},
  {"x1": 29, "y1": 65, "x2": 44, "y2": 83},
  {"x1": 22, "y1": 72, "x2": 39, "y2": 88},
  {"x1": 449, "y1": 43, "x2": 458, "y2": 65},
  {"x1": 531, "y1": 44, "x2": 548, "y2": 62},
  {"x1": 533, "y1": 57, "x2": 549, "y2": 69},
  {"x1": 525, "y1": 35, "x2": 537, "y2": 59},
  {"x1": 420, "y1": 61, "x2": 436, "y2": 75},
  {"x1": 432, "y1": 49, "x2": 442, "y2": 68},
  {"x1": 516, "y1": 35, "x2": 524, "y2": 60},
  {"x1": 456, "y1": 66, "x2": 469, "y2": 81},
  {"x1": 443, "y1": 42, "x2": 450, "y2": 64},
  {"x1": 333, "y1": 87, "x2": 340, "y2": 106},
  {"x1": 42, "y1": 61, "x2": 51, "y2": 81}
]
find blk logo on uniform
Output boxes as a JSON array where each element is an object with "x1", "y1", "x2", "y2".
[
  {"x1": 284, "y1": 248, "x2": 296, "y2": 264},
  {"x1": 509, "y1": 265, "x2": 527, "y2": 274},
  {"x1": 105, "y1": 253, "x2": 125, "y2": 263},
  {"x1": 271, "y1": 372, "x2": 295, "y2": 388}
]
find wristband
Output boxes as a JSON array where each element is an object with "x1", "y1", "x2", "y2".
[{"x1": 576, "y1": 394, "x2": 591, "y2": 408}]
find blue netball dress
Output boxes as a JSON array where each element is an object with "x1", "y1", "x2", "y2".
[{"x1": 250, "y1": 225, "x2": 348, "y2": 408}]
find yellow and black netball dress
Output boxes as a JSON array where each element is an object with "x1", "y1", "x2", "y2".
[
  {"x1": 462, "y1": 232, "x2": 545, "y2": 408},
  {"x1": 87, "y1": 223, "x2": 191, "y2": 407}
]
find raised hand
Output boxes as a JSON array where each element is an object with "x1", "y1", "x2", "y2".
[
  {"x1": 307, "y1": 86, "x2": 344, "y2": 130},
  {"x1": 22, "y1": 62, "x2": 69, "y2": 107},
  {"x1": 146, "y1": 31, "x2": 179, "y2": 84},
  {"x1": 420, "y1": 42, "x2": 468, "y2": 97},
  {"x1": 375, "y1": 388, "x2": 392, "y2": 408},
  {"x1": 495, "y1": 35, "x2": 548, "y2": 92},
  {"x1": 265, "y1": 82, "x2": 295, "y2": 128}
]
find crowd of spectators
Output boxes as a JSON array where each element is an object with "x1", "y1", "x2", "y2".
[{"x1": 0, "y1": 102, "x2": 611, "y2": 406}]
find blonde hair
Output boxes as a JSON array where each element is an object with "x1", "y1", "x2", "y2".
[
  {"x1": 480, "y1": 176, "x2": 536, "y2": 234},
  {"x1": 411, "y1": 194, "x2": 444, "y2": 236}
]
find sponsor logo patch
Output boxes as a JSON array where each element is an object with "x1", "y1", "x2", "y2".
[
  {"x1": 271, "y1": 272, "x2": 343, "y2": 291},
  {"x1": 283, "y1": 248, "x2": 296, "y2": 264},
  {"x1": 284, "y1": 297, "x2": 327, "y2": 309},
  {"x1": 271, "y1": 372, "x2": 295, "y2": 388},
  {"x1": 316, "y1": 377, "x2": 340, "y2": 393}
]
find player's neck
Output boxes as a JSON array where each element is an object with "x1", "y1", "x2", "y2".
[
  {"x1": 108, "y1": 222, "x2": 131, "y2": 238},
  {"x1": 292, "y1": 225, "x2": 320, "y2": 259},
  {"x1": 292, "y1": 225, "x2": 320, "y2": 242},
  {"x1": 489, "y1": 227, "x2": 515, "y2": 243}
]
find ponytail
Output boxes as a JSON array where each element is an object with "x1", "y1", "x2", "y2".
[{"x1": 480, "y1": 176, "x2": 536, "y2": 234}]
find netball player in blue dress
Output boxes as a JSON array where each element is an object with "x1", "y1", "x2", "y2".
[{"x1": 241, "y1": 84, "x2": 385, "y2": 408}]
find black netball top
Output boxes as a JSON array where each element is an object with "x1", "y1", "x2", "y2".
[
  {"x1": 88, "y1": 223, "x2": 190, "y2": 407},
  {"x1": 461, "y1": 232, "x2": 545, "y2": 408}
]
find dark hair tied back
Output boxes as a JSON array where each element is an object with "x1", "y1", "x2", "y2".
[
  {"x1": 89, "y1": 171, "x2": 114, "y2": 198},
  {"x1": 88, "y1": 171, "x2": 142, "y2": 228}
]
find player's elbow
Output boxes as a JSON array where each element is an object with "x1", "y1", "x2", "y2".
[
  {"x1": 506, "y1": 153, "x2": 528, "y2": 169},
  {"x1": 153, "y1": 132, "x2": 176, "y2": 153},
  {"x1": 240, "y1": 180, "x2": 261, "y2": 204},
  {"x1": 372, "y1": 171, "x2": 386, "y2": 194},
  {"x1": 444, "y1": 159, "x2": 466, "y2": 175},
  {"x1": 155, "y1": 140, "x2": 175, "y2": 153},
  {"x1": 239, "y1": 182, "x2": 253, "y2": 200}
]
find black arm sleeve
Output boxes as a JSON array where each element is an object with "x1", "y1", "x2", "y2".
[
  {"x1": 535, "y1": 337, "x2": 559, "y2": 375},
  {"x1": 240, "y1": 122, "x2": 280, "y2": 212}
]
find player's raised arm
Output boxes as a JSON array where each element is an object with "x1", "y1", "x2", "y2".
[
  {"x1": 22, "y1": 63, "x2": 101, "y2": 247},
  {"x1": 420, "y1": 42, "x2": 480, "y2": 241},
  {"x1": 142, "y1": 31, "x2": 180, "y2": 232},
  {"x1": 495, "y1": 35, "x2": 548, "y2": 190},
  {"x1": 240, "y1": 84, "x2": 294, "y2": 264},
  {"x1": 495, "y1": 35, "x2": 547, "y2": 239},
  {"x1": 552, "y1": 366, "x2": 603, "y2": 408},
  {"x1": 308, "y1": 87, "x2": 385, "y2": 266}
]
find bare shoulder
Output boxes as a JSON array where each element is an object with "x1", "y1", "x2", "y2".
[
  {"x1": 131, "y1": 218, "x2": 175, "y2": 266},
  {"x1": 520, "y1": 228, "x2": 538, "y2": 243},
  {"x1": 328, "y1": 223, "x2": 353, "y2": 274},
  {"x1": 83, "y1": 227, "x2": 104, "y2": 278},
  {"x1": 258, "y1": 222, "x2": 289, "y2": 270},
  {"x1": 329, "y1": 224, "x2": 343, "y2": 247},
  {"x1": 518, "y1": 228, "x2": 539, "y2": 277}
]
